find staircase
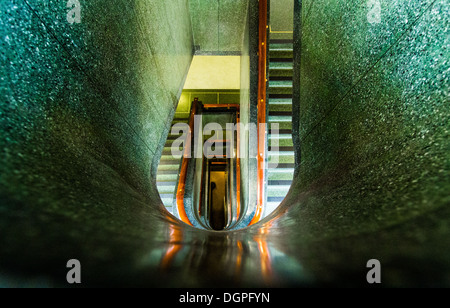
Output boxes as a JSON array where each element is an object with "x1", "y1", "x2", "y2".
[
  {"x1": 156, "y1": 117, "x2": 189, "y2": 214},
  {"x1": 265, "y1": 39, "x2": 295, "y2": 216}
]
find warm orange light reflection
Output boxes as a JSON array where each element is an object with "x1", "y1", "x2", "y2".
[
  {"x1": 250, "y1": 0, "x2": 268, "y2": 226},
  {"x1": 160, "y1": 225, "x2": 183, "y2": 271},
  {"x1": 236, "y1": 114, "x2": 241, "y2": 221},
  {"x1": 235, "y1": 240, "x2": 244, "y2": 278},
  {"x1": 254, "y1": 233, "x2": 272, "y2": 284},
  {"x1": 176, "y1": 99, "x2": 198, "y2": 226}
]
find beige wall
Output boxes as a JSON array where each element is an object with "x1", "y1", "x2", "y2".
[{"x1": 183, "y1": 56, "x2": 241, "y2": 89}]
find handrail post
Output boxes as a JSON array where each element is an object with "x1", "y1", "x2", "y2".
[{"x1": 249, "y1": 0, "x2": 268, "y2": 226}]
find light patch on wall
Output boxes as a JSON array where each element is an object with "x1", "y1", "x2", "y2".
[{"x1": 183, "y1": 56, "x2": 241, "y2": 90}]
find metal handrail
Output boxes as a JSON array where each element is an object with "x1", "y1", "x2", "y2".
[
  {"x1": 176, "y1": 100, "x2": 242, "y2": 227},
  {"x1": 176, "y1": 98, "x2": 199, "y2": 226},
  {"x1": 200, "y1": 103, "x2": 241, "y2": 225},
  {"x1": 249, "y1": 0, "x2": 268, "y2": 226}
]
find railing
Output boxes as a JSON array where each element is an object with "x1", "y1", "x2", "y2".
[
  {"x1": 176, "y1": 98, "x2": 199, "y2": 226},
  {"x1": 176, "y1": 100, "x2": 242, "y2": 227},
  {"x1": 236, "y1": 112, "x2": 241, "y2": 220},
  {"x1": 202, "y1": 104, "x2": 240, "y2": 109},
  {"x1": 201, "y1": 103, "x2": 241, "y2": 224},
  {"x1": 249, "y1": 0, "x2": 268, "y2": 226}
]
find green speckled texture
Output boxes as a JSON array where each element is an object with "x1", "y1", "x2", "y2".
[
  {"x1": 0, "y1": 0, "x2": 194, "y2": 285},
  {"x1": 1, "y1": 0, "x2": 193, "y2": 197},
  {"x1": 291, "y1": 0, "x2": 449, "y2": 235},
  {"x1": 260, "y1": 0, "x2": 450, "y2": 285}
]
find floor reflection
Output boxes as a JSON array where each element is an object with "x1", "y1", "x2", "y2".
[
  {"x1": 160, "y1": 225, "x2": 184, "y2": 271},
  {"x1": 156, "y1": 224, "x2": 308, "y2": 287}
]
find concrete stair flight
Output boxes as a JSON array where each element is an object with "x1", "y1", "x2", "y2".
[
  {"x1": 265, "y1": 39, "x2": 295, "y2": 217},
  {"x1": 156, "y1": 116, "x2": 189, "y2": 214}
]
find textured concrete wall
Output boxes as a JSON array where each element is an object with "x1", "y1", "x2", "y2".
[
  {"x1": 0, "y1": 0, "x2": 193, "y2": 285},
  {"x1": 260, "y1": 0, "x2": 450, "y2": 285},
  {"x1": 288, "y1": 0, "x2": 449, "y2": 238}
]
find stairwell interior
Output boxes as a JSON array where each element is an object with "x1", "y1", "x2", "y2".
[
  {"x1": 1, "y1": 0, "x2": 448, "y2": 287},
  {"x1": 156, "y1": 0, "x2": 297, "y2": 230}
]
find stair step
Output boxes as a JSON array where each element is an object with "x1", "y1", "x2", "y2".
[
  {"x1": 167, "y1": 134, "x2": 187, "y2": 139},
  {"x1": 269, "y1": 77, "x2": 293, "y2": 84},
  {"x1": 268, "y1": 154, "x2": 295, "y2": 164},
  {"x1": 157, "y1": 174, "x2": 178, "y2": 183},
  {"x1": 167, "y1": 136, "x2": 185, "y2": 143},
  {"x1": 270, "y1": 122, "x2": 293, "y2": 130},
  {"x1": 268, "y1": 163, "x2": 295, "y2": 169},
  {"x1": 268, "y1": 93, "x2": 292, "y2": 99},
  {"x1": 160, "y1": 154, "x2": 182, "y2": 161},
  {"x1": 172, "y1": 118, "x2": 189, "y2": 123},
  {"x1": 269, "y1": 44, "x2": 293, "y2": 51},
  {"x1": 269, "y1": 89, "x2": 293, "y2": 96},
  {"x1": 269, "y1": 129, "x2": 292, "y2": 135},
  {"x1": 268, "y1": 172, "x2": 295, "y2": 181},
  {"x1": 157, "y1": 169, "x2": 179, "y2": 175},
  {"x1": 269, "y1": 80, "x2": 293, "y2": 88},
  {"x1": 268, "y1": 146, "x2": 294, "y2": 152},
  {"x1": 159, "y1": 157, "x2": 180, "y2": 166},
  {"x1": 269, "y1": 115, "x2": 293, "y2": 123},
  {"x1": 163, "y1": 143, "x2": 184, "y2": 149},
  {"x1": 269, "y1": 98, "x2": 292, "y2": 105},
  {"x1": 267, "y1": 196, "x2": 285, "y2": 203},
  {"x1": 268, "y1": 150, "x2": 295, "y2": 157},
  {"x1": 268, "y1": 104, "x2": 292, "y2": 112},
  {"x1": 156, "y1": 181, "x2": 177, "y2": 187},
  {"x1": 161, "y1": 198, "x2": 174, "y2": 206},
  {"x1": 269, "y1": 111, "x2": 293, "y2": 116},
  {"x1": 269, "y1": 51, "x2": 293, "y2": 60},
  {"x1": 269, "y1": 62, "x2": 294, "y2": 70},
  {"x1": 157, "y1": 117, "x2": 188, "y2": 213},
  {"x1": 270, "y1": 41, "x2": 294, "y2": 47},
  {"x1": 269, "y1": 139, "x2": 293, "y2": 148},
  {"x1": 269, "y1": 133, "x2": 292, "y2": 139},
  {"x1": 158, "y1": 167, "x2": 180, "y2": 174},
  {"x1": 162, "y1": 148, "x2": 184, "y2": 155},
  {"x1": 268, "y1": 180, "x2": 293, "y2": 186},
  {"x1": 270, "y1": 39, "x2": 294, "y2": 44},
  {"x1": 269, "y1": 40, "x2": 294, "y2": 53},
  {"x1": 267, "y1": 188, "x2": 292, "y2": 197},
  {"x1": 158, "y1": 188, "x2": 176, "y2": 195},
  {"x1": 160, "y1": 193, "x2": 175, "y2": 199},
  {"x1": 269, "y1": 58, "x2": 293, "y2": 63},
  {"x1": 168, "y1": 130, "x2": 186, "y2": 135}
]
